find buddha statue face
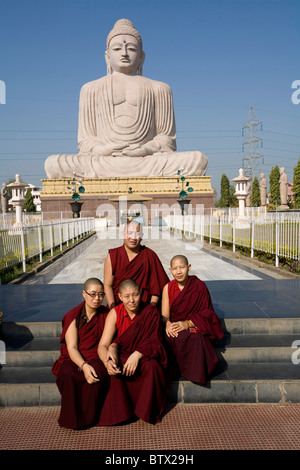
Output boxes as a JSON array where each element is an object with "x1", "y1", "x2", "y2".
[
  {"x1": 106, "y1": 35, "x2": 141, "y2": 74},
  {"x1": 106, "y1": 34, "x2": 145, "y2": 75}
]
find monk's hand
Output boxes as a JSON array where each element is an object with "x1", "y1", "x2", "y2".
[
  {"x1": 168, "y1": 321, "x2": 187, "y2": 337},
  {"x1": 82, "y1": 363, "x2": 100, "y2": 384},
  {"x1": 174, "y1": 321, "x2": 188, "y2": 333},
  {"x1": 166, "y1": 320, "x2": 178, "y2": 338},
  {"x1": 106, "y1": 349, "x2": 121, "y2": 375},
  {"x1": 122, "y1": 351, "x2": 143, "y2": 376}
]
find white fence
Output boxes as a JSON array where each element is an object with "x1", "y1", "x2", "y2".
[
  {"x1": 0, "y1": 218, "x2": 95, "y2": 273},
  {"x1": 1, "y1": 212, "x2": 43, "y2": 228},
  {"x1": 167, "y1": 213, "x2": 300, "y2": 267}
]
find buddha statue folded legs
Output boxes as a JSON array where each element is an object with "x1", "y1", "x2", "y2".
[{"x1": 44, "y1": 151, "x2": 208, "y2": 179}]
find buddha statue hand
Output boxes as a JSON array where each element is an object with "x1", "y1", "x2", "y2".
[
  {"x1": 114, "y1": 141, "x2": 161, "y2": 158},
  {"x1": 116, "y1": 144, "x2": 148, "y2": 158},
  {"x1": 92, "y1": 142, "x2": 127, "y2": 156}
]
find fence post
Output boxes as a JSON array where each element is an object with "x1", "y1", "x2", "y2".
[
  {"x1": 298, "y1": 221, "x2": 300, "y2": 263},
  {"x1": 38, "y1": 225, "x2": 43, "y2": 263},
  {"x1": 220, "y1": 216, "x2": 222, "y2": 248},
  {"x1": 209, "y1": 215, "x2": 212, "y2": 244},
  {"x1": 50, "y1": 224, "x2": 54, "y2": 257},
  {"x1": 275, "y1": 215, "x2": 279, "y2": 268},
  {"x1": 65, "y1": 222, "x2": 69, "y2": 247},
  {"x1": 20, "y1": 228, "x2": 26, "y2": 273},
  {"x1": 233, "y1": 218, "x2": 236, "y2": 253},
  {"x1": 251, "y1": 218, "x2": 255, "y2": 259},
  {"x1": 59, "y1": 222, "x2": 62, "y2": 251}
]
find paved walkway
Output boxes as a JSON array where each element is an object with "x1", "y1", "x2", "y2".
[
  {"x1": 0, "y1": 403, "x2": 299, "y2": 451},
  {"x1": 47, "y1": 227, "x2": 263, "y2": 284}
]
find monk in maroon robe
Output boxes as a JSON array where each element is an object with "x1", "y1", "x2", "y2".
[
  {"x1": 162, "y1": 255, "x2": 224, "y2": 384},
  {"x1": 98, "y1": 279, "x2": 168, "y2": 426},
  {"x1": 52, "y1": 278, "x2": 110, "y2": 429},
  {"x1": 104, "y1": 221, "x2": 169, "y2": 309}
]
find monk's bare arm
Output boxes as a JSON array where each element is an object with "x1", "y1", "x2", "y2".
[
  {"x1": 161, "y1": 284, "x2": 170, "y2": 323},
  {"x1": 150, "y1": 295, "x2": 159, "y2": 305},
  {"x1": 98, "y1": 309, "x2": 121, "y2": 375},
  {"x1": 161, "y1": 285, "x2": 176, "y2": 337},
  {"x1": 103, "y1": 254, "x2": 116, "y2": 309},
  {"x1": 65, "y1": 320, "x2": 99, "y2": 383}
]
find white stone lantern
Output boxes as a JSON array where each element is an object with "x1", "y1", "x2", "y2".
[
  {"x1": 7, "y1": 174, "x2": 28, "y2": 229},
  {"x1": 231, "y1": 168, "x2": 250, "y2": 220}
]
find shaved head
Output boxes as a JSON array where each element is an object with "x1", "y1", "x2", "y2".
[
  {"x1": 170, "y1": 255, "x2": 189, "y2": 267},
  {"x1": 123, "y1": 220, "x2": 142, "y2": 233},
  {"x1": 119, "y1": 278, "x2": 140, "y2": 293},
  {"x1": 84, "y1": 278, "x2": 104, "y2": 291}
]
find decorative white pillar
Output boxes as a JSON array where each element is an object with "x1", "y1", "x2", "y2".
[
  {"x1": 231, "y1": 169, "x2": 250, "y2": 221},
  {"x1": 7, "y1": 174, "x2": 28, "y2": 229}
]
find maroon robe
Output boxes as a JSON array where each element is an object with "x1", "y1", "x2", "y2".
[
  {"x1": 166, "y1": 276, "x2": 224, "y2": 384},
  {"x1": 109, "y1": 244, "x2": 169, "y2": 304},
  {"x1": 52, "y1": 302, "x2": 110, "y2": 429},
  {"x1": 98, "y1": 303, "x2": 168, "y2": 426}
]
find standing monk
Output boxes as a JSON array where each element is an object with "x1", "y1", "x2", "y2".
[
  {"x1": 104, "y1": 220, "x2": 169, "y2": 309},
  {"x1": 52, "y1": 278, "x2": 110, "y2": 429},
  {"x1": 98, "y1": 279, "x2": 168, "y2": 426},
  {"x1": 161, "y1": 255, "x2": 224, "y2": 385}
]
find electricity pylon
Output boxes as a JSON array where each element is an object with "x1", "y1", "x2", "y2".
[{"x1": 242, "y1": 107, "x2": 263, "y2": 183}]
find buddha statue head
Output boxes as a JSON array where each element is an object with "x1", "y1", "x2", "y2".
[{"x1": 105, "y1": 19, "x2": 145, "y2": 75}]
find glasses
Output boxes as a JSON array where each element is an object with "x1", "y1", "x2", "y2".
[{"x1": 85, "y1": 290, "x2": 105, "y2": 299}]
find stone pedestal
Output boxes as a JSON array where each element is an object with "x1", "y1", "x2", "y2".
[
  {"x1": 40, "y1": 175, "x2": 214, "y2": 220},
  {"x1": 277, "y1": 205, "x2": 289, "y2": 212}
]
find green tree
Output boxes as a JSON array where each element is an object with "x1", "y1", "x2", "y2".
[
  {"x1": 293, "y1": 158, "x2": 300, "y2": 208},
  {"x1": 24, "y1": 188, "x2": 36, "y2": 212},
  {"x1": 218, "y1": 174, "x2": 231, "y2": 207},
  {"x1": 251, "y1": 176, "x2": 261, "y2": 207},
  {"x1": 269, "y1": 165, "x2": 280, "y2": 207}
]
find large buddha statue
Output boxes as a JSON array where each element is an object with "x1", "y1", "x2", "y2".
[{"x1": 44, "y1": 19, "x2": 208, "y2": 178}]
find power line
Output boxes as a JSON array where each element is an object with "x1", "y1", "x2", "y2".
[{"x1": 262, "y1": 130, "x2": 300, "y2": 139}]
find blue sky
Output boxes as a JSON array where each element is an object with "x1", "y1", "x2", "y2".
[{"x1": 1, "y1": 0, "x2": 299, "y2": 198}]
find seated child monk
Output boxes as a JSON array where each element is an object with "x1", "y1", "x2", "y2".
[
  {"x1": 52, "y1": 278, "x2": 110, "y2": 429},
  {"x1": 98, "y1": 278, "x2": 168, "y2": 426},
  {"x1": 161, "y1": 255, "x2": 224, "y2": 384}
]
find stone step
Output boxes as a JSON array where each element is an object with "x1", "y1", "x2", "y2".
[
  {"x1": 1, "y1": 322, "x2": 61, "y2": 339},
  {"x1": 3, "y1": 333, "x2": 298, "y2": 350},
  {"x1": 2, "y1": 343, "x2": 297, "y2": 367},
  {"x1": 1, "y1": 333, "x2": 298, "y2": 367},
  {"x1": 2, "y1": 317, "x2": 300, "y2": 339},
  {"x1": 2, "y1": 334, "x2": 296, "y2": 350},
  {"x1": 1, "y1": 318, "x2": 299, "y2": 406},
  {"x1": 0, "y1": 364, "x2": 299, "y2": 406}
]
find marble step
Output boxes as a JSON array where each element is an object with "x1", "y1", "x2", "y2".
[
  {"x1": 3, "y1": 333, "x2": 298, "y2": 350},
  {"x1": 2, "y1": 317, "x2": 300, "y2": 339},
  {"x1": 1, "y1": 318, "x2": 299, "y2": 406},
  {"x1": 2, "y1": 335, "x2": 298, "y2": 366},
  {"x1": 0, "y1": 364, "x2": 299, "y2": 406}
]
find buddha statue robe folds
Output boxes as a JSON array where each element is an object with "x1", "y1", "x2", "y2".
[{"x1": 44, "y1": 19, "x2": 208, "y2": 179}]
